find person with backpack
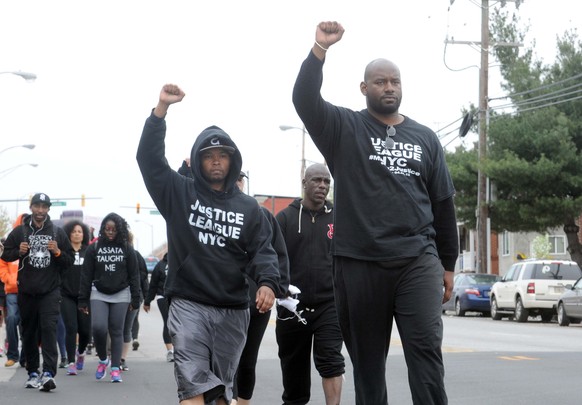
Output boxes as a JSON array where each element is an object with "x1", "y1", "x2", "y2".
[{"x1": 0, "y1": 193, "x2": 74, "y2": 392}]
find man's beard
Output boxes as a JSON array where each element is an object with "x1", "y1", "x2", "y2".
[{"x1": 370, "y1": 97, "x2": 400, "y2": 115}]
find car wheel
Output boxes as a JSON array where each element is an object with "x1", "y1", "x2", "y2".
[
  {"x1": 514, "y1": 297, "x2": 529, "y2": 322},
  {"x1": 557, "y1": 302, "x2": 571, "y2": 327},
  {"x1": 491, "y1": 297, "x2": 502, "y2": 321},
  {"x1": 455, "y1": 299, "x2": 466, "y2": 317}
]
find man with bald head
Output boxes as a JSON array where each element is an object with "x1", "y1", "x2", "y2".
[
  {"x1": 275, "y1": 163, "x2": 344, "y2": 405},
  {"x1": 291, "y1": 21, "x2": 459, "y2": 405}
]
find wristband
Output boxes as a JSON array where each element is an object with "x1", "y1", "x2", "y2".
[
  {"x1": 54, "y1": 250, "x2": 61, "y2": 257},
  {"x1": 314, "y1": 41, "x2": 328, "y2": 51}
]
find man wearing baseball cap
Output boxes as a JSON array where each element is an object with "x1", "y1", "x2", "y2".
[
  {"x1": 1, "y1": 192, "x2": 73, "y2": 392},
  {"x1": 137, "y1": 84, "x2": 288, "y2": 405}
]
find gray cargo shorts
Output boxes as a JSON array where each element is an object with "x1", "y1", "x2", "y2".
[{"x1": 168, "y1": 298, "x2": 250, "y2": 403}]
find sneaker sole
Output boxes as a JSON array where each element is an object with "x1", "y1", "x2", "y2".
[{"x1": 39, "y1": 380, "x2": 56, "y2": 391}]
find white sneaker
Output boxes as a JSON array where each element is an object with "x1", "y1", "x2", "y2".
[{"x1": 25, "y1": 373, "x2": 41, "y2": 389}]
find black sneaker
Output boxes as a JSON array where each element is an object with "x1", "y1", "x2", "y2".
[
  {"x1": 132, "y1": 340, "x2": 139, "y2": 351},
  {"x1": 58, "y1": 358, "x2": 67, "y2": 368},
  {"x1": 120, "y1": 359, "x2": 129, "y2": 371},
  {"x1": 38, "y1": 372, "x2": 56, "y2": 392}
]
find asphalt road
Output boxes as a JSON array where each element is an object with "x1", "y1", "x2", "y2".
[{"x1": 1, "y1": 305, "x2": 581, "y2": 404}]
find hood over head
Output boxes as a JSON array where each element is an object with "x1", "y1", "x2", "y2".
[{"x1": 189, "y1": 125, "x2": 242, "y2": 193}]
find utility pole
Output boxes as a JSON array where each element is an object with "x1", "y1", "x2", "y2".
[
  {"x1": 477, "y1": 0, "x2": 490, "y2": 274},
  {"x1": 446, "y1": 0, "x2": 522, "y2": 273}
]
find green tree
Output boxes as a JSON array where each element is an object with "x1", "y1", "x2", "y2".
[
  {"x1": 446, "y1": 144, "x2": 479, "y2": 229},
  {"x1": 532, "y1": 235, "x2": 552, "y2": 260},
  {"x1": 451, "y1": 9, "x2": 582, "y2": 264}
]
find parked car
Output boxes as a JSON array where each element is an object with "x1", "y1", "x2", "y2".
[
  {"x1": 144, "y1": 255, "x2": 160, "y2": 274},
  {"x1": 490, "y1": 259, "x2": 582, "y2": 322},
  {"x1": 442, "y1": 272, "x2": 501, "y2": 316},
  {"x1": 556, "y1": 277, "x2": 582, "y2": 326}
]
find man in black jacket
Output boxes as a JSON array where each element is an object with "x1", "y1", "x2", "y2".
[
  {"x1": 275, "y1": 163, "x2": 344, "y2": 405},
  {"x1": 1, "y1": 193, "x2": 73, "y2": 392}
]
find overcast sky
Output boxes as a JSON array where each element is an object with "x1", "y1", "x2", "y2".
[{"x1": 1, "y1": 0, "x2": 579, "y2": 253}]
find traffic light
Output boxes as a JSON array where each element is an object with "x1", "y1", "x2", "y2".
[
  {"x1": 136, "y1": 203, "x2": 140, "y2": 214},
  {"x1": 81, "y1": 194, "x2": 86, "y2": 207}
]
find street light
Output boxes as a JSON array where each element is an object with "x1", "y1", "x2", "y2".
[
  {"x1": 135, "y1": 219, "x2": 154, "y2": 254},
  {"x1": 0, "y1": 163, "x2": 38, "y2": 180},
  {"x1": 279, "y1": 125, "x2": 306, "y2": 192},
  {"x1": 0, "y1": 144, "x2": 36, "y2": 156},
  {"x1": 0, "y1": 71, "x2": 37, "y2": 82}
]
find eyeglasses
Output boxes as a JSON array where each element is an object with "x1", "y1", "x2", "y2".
[{"x1": 385, "y1": 126, "x2": 396, "y2": 150}]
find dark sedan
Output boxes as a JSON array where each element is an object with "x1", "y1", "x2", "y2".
[{"x1": 443, "y1": 272, "x2": 501, "y2": 316}]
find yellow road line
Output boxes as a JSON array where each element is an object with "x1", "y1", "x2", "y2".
[{"x1": 497, "y1": 355, "x2": 540, "y2": 361}]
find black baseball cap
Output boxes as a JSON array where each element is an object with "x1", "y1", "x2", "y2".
[
  {"x1": 30, "y1": 193, "x2": 51, "y2": 206},
  {"x1": 199, "y1": 136, "x2": 235, "y2": 154}
]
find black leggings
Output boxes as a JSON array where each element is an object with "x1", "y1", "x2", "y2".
[
  {"x1": 157, "y1": 297, "x2": 171, "y2": 344},
  {"x1": 123, "y1": 307, "x2": 138, "y2": 343},
  {"x1": 60, "y1": 295, "x2": 91, "y2": 361},
  {"x1": 233, "y1": 309, "x2": 271, "y2": 400}
]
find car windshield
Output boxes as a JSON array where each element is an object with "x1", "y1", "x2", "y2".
[{"x1": 467, "y1": 274, "x2": 499, "y2": 284}]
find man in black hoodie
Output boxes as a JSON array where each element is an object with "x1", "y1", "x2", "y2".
[
  {"x1": 275, "y1": 163, "x2": 344, "y2": 405},
  {"x1": 1, "y1": 193, "x2": 73, "y2": 392},
  {"x1": 137, "y1": 84, "x2": 287, "y2": 405}
]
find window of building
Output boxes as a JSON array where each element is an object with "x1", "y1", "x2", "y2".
[
  {"x1": 502, "y1": 230, "x2": 510, "y2": 256},
  {"x1": 548, "y1": 235, "x2": 566, "y2": 255}
]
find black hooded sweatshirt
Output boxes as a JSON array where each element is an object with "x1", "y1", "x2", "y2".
[
  {"x1": 276, "y1": 198, "x2": 334, "y2": 307},
  {"x1": 144, "y1": 253, "x2": 167, "y2": 306},
  {"x1": 1, "y1": 213, "x2": 73, "y2": 296},
  {"x1": 137, "y1": 111, "x2": 287, "y2": 309},
  {"x1": 78, "y1": 237, "x2": 141, "y2": 310}
]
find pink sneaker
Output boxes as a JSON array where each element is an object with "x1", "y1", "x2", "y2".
[
  {"x1": 76, "y1": 351, "x2": 85, "y2": 371},
  {"x1": 110, "y1": 367, "x2": 122, "y2": 383},
  {"x1": 67, "y1": 362, "x2": 77, "y2": 375},
  {"x1": 95, "y1": 359, "x2": 109, "y2": 380}
]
